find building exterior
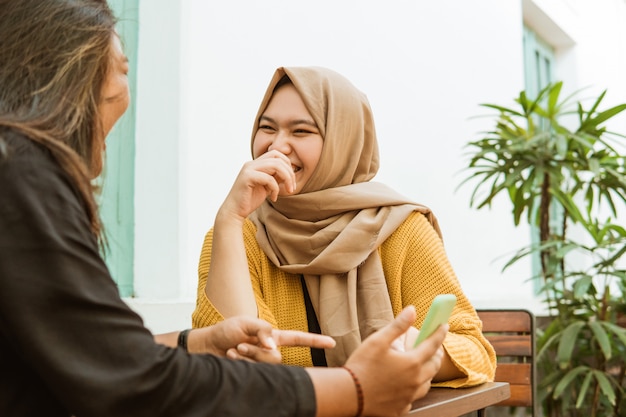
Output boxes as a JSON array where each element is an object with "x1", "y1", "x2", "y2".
[{"x1": 104, "y1": 0, "x2": 626, "y2": 333}]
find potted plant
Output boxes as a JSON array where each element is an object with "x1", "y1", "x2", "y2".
[{"x1": 459, "y1": 81, "x2": 626, "y2": 416}]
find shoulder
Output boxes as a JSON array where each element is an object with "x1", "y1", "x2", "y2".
[
  {"x1": 0, "y1": 130, "x2": 91, "y2": 244},
  {"x1": 396, "y1": 211, "x2": 438, "y2": 237},
  {"x1": 382, "y1": 211, "x2": 443, "y2": 252},
  {"x1": 0, "y1": 129, "x2": 78, "y2": 200}
]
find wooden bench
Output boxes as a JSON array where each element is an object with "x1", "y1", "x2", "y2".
[{"x1": 475, "y1": 310, "x2": 537, "y2": 417}]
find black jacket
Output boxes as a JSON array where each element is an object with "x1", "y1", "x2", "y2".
[{"x1": 0, "y1": 128, "x2": 315, "y2": 417}]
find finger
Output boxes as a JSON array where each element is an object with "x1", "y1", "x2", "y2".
[
  {"x1": 272, "y1": 329, "x2": 336, "y2": 349},
  {"x1": 253, "y1": 330, "x2": 277, "y2": 351},
  {"x1": 235, "y1": 343, "x2": 282, "y2": 364},
  {"x1": 242, "y1": 167, "x2": 285, "y2": 191},
  {"x1": 261, "y1": 150, "x2": 294, "y2": 174},
  {"x1": 235, "y1": 317, "x2": 277, "y2": 350},
  {"x1": 414, "y1": 324, "x2": 448, "y2": 355},
  {"x1": 369, "y1": 305, "x2": 416, "y2": 346},
  {"x1": 245, "y1": 166, "x2": 292, "y2": 199},
  {"x1": 257, "y1": 151, "x2": 296, "y2": 193},
  {"x1": 412, "y1": 380, "x2": 432, "y2": 402},
  {"x1": 266, "y1": 183, "x2": 280, "y2": 202},
  {"x1": 243, "y1": 156, "x2": 293, "y2": 185},
  {"x1": 399, "y1": 326, "x2": 419, "y2": 351},
  {"x1": 258, "y1": 149, "x2": 292, "y2": 164},
  {"x1": 391, "y1": 333, "x2": 406, "y2": 352},
  {"x1": 226, "y1": 348, "x2": 243, "y2": 360},
  {"x1": 415, "y1": 349, "x2": 444, "y2": 384},
  {"x1": 254, "y1": 152, "x2": 295, "y2": 179}
]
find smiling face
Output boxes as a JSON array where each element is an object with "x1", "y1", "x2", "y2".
[{"x1": 252, "y1": 83, "x2": 324, "y2": 195}]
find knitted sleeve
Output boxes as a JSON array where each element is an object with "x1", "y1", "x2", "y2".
[
  {"x1": 380, "y1": 212, "x2": 497, "y2": 388},
  {"x1": 191, "y1": 220, "x2": 280, "y2": 329}
]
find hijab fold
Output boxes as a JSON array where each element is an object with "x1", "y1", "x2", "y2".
[{"x1": 250, "y1": 67, "x2": 442, "y2": 366}]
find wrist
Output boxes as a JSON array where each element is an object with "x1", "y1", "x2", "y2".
[
  {"x1": 342, "y1": 366, "x2": 364, "y2": 417},
  {"x1": 178, "y1": 329, "x2": 192, "y2": 352},
  {"x1": 305, "y1": 367, "x2": 363, "y2": 417},
  {"x1": 215, "y1": 206, "x2": 247, "y2": 228}
]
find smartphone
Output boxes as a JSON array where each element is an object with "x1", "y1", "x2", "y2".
[{"x1": 413, "y1": 294, "x2": 456, "y2": 347}]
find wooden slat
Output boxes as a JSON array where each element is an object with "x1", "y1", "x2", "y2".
[
  {"x1": 496, "y1": 385, "x2": 532, "y2": 407},
  {"x1": 484, "y1": 334, "x2": 532, "y2": 356},
  {"x1": 477, "y1": 310, "x2": 535, "y2": 415},
  {"x1": 478, "y1": 310, "x2": 531, "y2": 333},
  {"x1": 494, "y1": 363, "x2": 531, "y2": 385}
]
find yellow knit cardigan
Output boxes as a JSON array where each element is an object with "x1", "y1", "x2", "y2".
[{"x1": 192, "y1": 212, "x2": 496, "y2": 388}]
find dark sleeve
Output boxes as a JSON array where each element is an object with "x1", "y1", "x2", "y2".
[{"x1": 0, "y1": 137, "x2": 316, "y2": 417}]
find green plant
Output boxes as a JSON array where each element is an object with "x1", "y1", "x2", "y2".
[{"x1": 460, "y1": 82, "x2": 626, "y2": 416}]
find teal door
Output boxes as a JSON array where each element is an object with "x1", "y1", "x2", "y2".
[{"x1": 523, "y1": 26, "x2": 560, "y2": 292}]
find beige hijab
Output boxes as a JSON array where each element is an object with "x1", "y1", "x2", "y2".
[{"x1": 249, "y1": 66, "x2": 442, "y2": 366}]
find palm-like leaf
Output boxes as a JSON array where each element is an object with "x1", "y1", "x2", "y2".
[{"x1": 460, "y1": 82, "x2": 626, "y2": 415}]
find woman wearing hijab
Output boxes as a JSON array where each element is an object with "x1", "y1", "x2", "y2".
[
  {"x1": 0, "y1": 2, "x2": 449, "y2": 415},
  {"x1": 192, "y1": 66, "x2": 497, "y2": 388}
]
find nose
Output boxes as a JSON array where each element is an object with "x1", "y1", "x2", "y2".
[{"x1": 268, "y1": 131, "x2": 291, "y2": 154}]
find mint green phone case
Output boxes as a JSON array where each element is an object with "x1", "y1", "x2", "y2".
[{"x1": 413, "y1": 294, "x2": 457, "y2": 347}]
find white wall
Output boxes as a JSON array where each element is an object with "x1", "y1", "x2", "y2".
[{"x1": 127, "y1": 0, "x2": 626, "y2": 333}]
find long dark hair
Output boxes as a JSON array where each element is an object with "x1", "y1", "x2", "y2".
[{"x1": 0, "y1": 0, "x2": 117, "y2": 238}]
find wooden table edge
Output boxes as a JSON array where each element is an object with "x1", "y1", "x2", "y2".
[{"x1": 404, "y1": 381, "x2": 511, "y2": 416}]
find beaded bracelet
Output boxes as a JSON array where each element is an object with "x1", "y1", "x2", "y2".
[
  {"x1": 341, "y1": 365, "x2": 364, "y2": 417},
  {"x1": 178, "y1": 328, "x2": 192, "y2": 352}
]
